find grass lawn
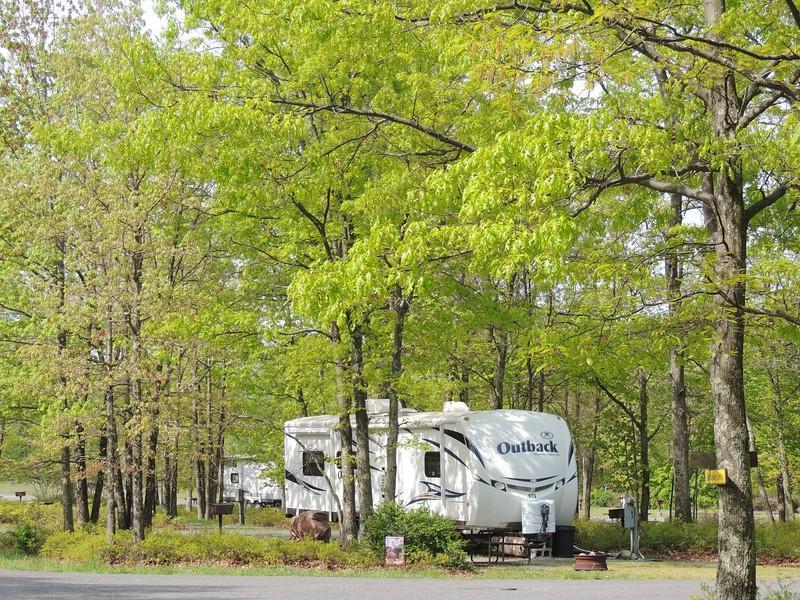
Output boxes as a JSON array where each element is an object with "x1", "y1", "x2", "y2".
[
  {"x1": 1, "y1": 550, "x2": 799, "y2": 581},
  {"x1": 476, "y1": 559, "x2": 800, "y2": 581}
]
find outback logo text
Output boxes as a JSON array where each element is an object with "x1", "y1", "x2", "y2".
[{"x1": 496, "y1": 439, "x2": 559, "y2": 455}]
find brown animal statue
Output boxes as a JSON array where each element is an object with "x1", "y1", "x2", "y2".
[{"x1": 289, "y1": 511, "x2": 331, "y2": 543}]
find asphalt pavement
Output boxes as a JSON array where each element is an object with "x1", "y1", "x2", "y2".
[{"x1": 2, "y1": 570, "x2": 800, "y2": 600}]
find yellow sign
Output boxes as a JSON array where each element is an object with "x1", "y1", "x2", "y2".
[{"x1": 705, "y1": 469, "x2": 728, "y2": 486}]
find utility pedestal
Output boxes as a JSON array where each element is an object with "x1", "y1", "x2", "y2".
[{"x1": 622, "y1": 496, "x2": 641, "y2": 559}]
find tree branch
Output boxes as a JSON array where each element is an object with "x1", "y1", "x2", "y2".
[
  {"x1": 272, "y1": 98, "x2": 476, "y2": 153},
  {"x1": 290, "y1": 195, "x2": 334, "y2": 261},
  {"x1": 595, "y1": 377, "x2": 641, "y2": 429},
  {"x1": 395, "y1": 1, "x2": 593, "y2": 23},
  {"x1": 0, "y1": 302, "x2": 32, "y2": 319},
  {"x1": 745, "y1": 184, "x2": 789, "y2": 224},
  {"x1": 786, "y1": 0, "x2": 800, "y2": 31},
  {"x1": 278, "y1": 328, "x2": 334, "y2": 340}
]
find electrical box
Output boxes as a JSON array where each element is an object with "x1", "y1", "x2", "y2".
[
  {"x1": 522, "y1": 499, "x2": 556, "y2": 535},
  {"x1": 623, "y1": 503, "x2": 636, "y2": 528},
  {"x1": 621, "y1": 496, "x2": 637, "y2": 529}
]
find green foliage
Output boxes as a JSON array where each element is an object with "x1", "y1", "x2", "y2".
[
  {"x1": 591, "y1": 488, "x2": 616, "y2": 508},
  {"x1": 575, "y1": 519, "x2": 630, "y2": 553},
  {"x1": 0, "y1": 501, "x2": 59, "y2": 555},
  {"x1": 0, "y1": 501, "x2": 62, "y2": 528},
  {"x1": 41, "y1": 530, "x2": 378, "y2": 569},
  {"x1": 577, "y1": 519, "x2": 800, "y2": 561},
  {"x1": 5, "y1": 524, "x2": 44, "y2": 555},
  {"x1": 41, "y1": 529, "x2": 107, "y2": 561},
  {"x1": 755, "y1": 522, "x2": 800, "y2": 561},
  {"x1": 364, "y1": 502, "x2": 466, "y2": 568},
  {"x1": 244, "y1": 507, "x2": 291, "y2": 528}
]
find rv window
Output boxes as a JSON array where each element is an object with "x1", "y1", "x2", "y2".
[
  {"x1": 230, "y1": 472, "x2": 239, "y2": 484},
  {"x1": 302, "y1": 450, "x2": 325, "y2": 476},
  {"x1": 424, "y1": 452, "x2": 441, "y2": 478},
  {"x1": 335, "y1": 450, "x2": 356, "y2": 471}
]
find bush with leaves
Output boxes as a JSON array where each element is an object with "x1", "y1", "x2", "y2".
[
  {"x1": 6, "y1": 523, "x2": 45, "y2": 555},
  {"x1": 590, "y1": 488, "x2": 616, "y2": 508},
  {"x1": 0, "y1": 500, "x2": 62, "y2": 528},
  {"x1": 364, "y1": 502, "x2": 466, "y2": 568},
  {"x1": 243, "y1": 506, "x2": 291, "y2": 528},
  {"x1": 576, "y1": 518, "x2": 800, "y2": 561},
  {"x1": 41, "y1": 530, "x2": 379, "y2": 569}
]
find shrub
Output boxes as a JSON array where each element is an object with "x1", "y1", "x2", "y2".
[
  {"x1": 574, "y1": 519, "x2": 629, "y2": 553},
  {"x1": 575, "y1": 519, "x2": 718, "y2": 555},
  {"x1": 577, "y1": 518, "x2": 800, "y2": 561},
  {"x1": 755, "y1": 521, "x2": 800, "y2": 561},
  {"x1": 591, "y1": 488, "x2": 617, "y2": 508},
  {"x1": 9, "y1": 523, "x2": 44, "y2": 555},
  {"x1": 364, "y1": 502, "x2": 466, "y2": 569},
  {"x1": 0, "y1": 500, "x2": 62, "y2": 529},
  {"x1": 41, "y1": 530, "x2": 107, "y2": 561},
  {"x1": 245, "y1": 507, "x2": 291, "y2": 528}
]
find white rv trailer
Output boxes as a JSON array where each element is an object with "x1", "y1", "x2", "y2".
[
  {"x1": 222, "y1": 459, "x2": 283, "y2": 507},
  {"x1": 284, "y1": 400, "x2": 577, "y2": 552}
]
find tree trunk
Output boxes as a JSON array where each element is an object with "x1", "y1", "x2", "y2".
[
  {"x1": 383, "y1": 286, "x2": 409, "y2": 504},
  {"x1": 193, "y1": 374, "x2": 207, "y2": 520},
  {"x1": 124, "y1": 436, "x2": 134, "y2": 527},
  {"x1": 666, "y1": 193, "x2": 692, "y2": 523},
  {"x1": 580, "y1": 394, "x2": 600, "y2": 520},
  {"x1": 459, "y1": 365, "x2": 469, "y2": 405},
  {"x1": 215, "y1": 398, "x2": 226, "y2": 504},
  {"x1": 105, "y1": 398, "x2": 117, "y2": 543},
  {"x1": 130, "y1": 380, "x2": 145, "y2": 543},
  {"x1": 115, "y1": 438, "x2": 129, "y2": 531},
  {"x1": 777, "y1": 477, "x2": 787, "y2": 523},
  {"x1": 205, "y1": 368, "x2": 221, "y2": 513},
  {"x1": 638, "y1": 371, "x2": 650, "y2": 522},
  {"x1": 102, "y1": 306, "x2": 127, "y2": 531},
  {"x1": 702, "y1": 2, "x2": 756, "y2": 596},
  {"x1": 670, "y1": 343, "x2": 691, "y2": 523},
  {"x1": 143, "y1": 416, "x2": 159, "y2": 528},
  {"x1": 768, "y1": 350, "x2": 794, "y2": 521},
  {"x1": 709, "y1": 205, "x2": 754, "y2": 599},
  {"x1": 162, "y1": 429, "x2": 178, "y2": 517},
  {"x1": 537, "y1": 369, "x2": 546, "y2": 412},
  {"x1": 127, "y1": 193, "x2": 147, "y2": 543},
  {"x1": 55, "y1": 236, "x2": 74, "y2": 533},
  {"x1": 746, "y1": 417, "x2": 774, "y2": 525},
  {"x1": 525, "y1": 357, "x2": 534, "y2": 411},
  {"x1": 333, "y1": 321, "x2": 357, "y2": 545},
  {"x1": 144, "y1": 372, "x2": 163, "y2": 527},
  {"x1": 60, "y1": 445, "x2": 74, "y2": 533},
  {"x1": 90, "y1": 435, "x2": 107, "y2": 524},
  {"x1": 170, "y1": 433, "x2": 179, "y2": 516},
  {"x1": 74, "y1": 424, "x2": 89, "y2": 525},
  {"x1": 350, "y1": 323, "x2": 373, "y2": 540},
  {"x1": 162, "y1": 436, "x2": 172, "y2": 514},
  {"x1": 488, "y1": 325, "x2": 508, "y2": 410}
]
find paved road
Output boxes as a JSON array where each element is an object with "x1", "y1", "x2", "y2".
[{"x1": 2, "y1": 570, "x2": 799, "y2": 600}]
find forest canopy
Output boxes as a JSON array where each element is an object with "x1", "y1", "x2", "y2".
[{"x1": 0, "y1": 1, "x2": 798, "y2": 598}]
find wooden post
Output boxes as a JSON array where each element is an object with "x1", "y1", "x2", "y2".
[{"x1": 238, "y1": 489, "x2": 245, "y2": 526}]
